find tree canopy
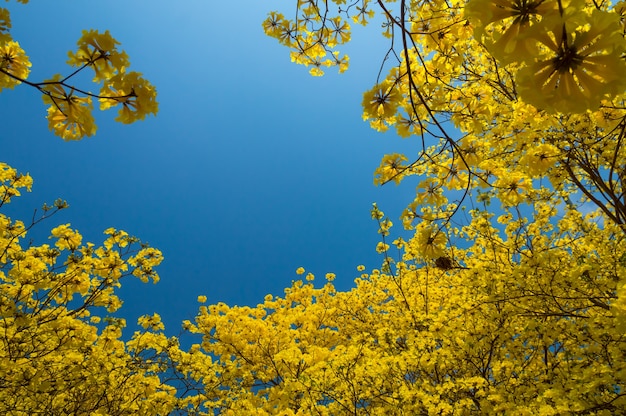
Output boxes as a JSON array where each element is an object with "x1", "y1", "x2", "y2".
[{"x1": 2, "y1": 0, "x2": 626, "y2": 414}]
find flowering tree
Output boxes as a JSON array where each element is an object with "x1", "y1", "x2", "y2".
[
  {"x1": 0, "y1": 2, "x2": 181, "y2": 414},
  {"x1": 166, "y1": 1, "x2": 626, "y2": 414},
  {"x1": 0, "y1": 163, "x2": 184, "y2": 414},
  {"x1": 3, "y1": 0, "x2": 626, "y2": 414}
]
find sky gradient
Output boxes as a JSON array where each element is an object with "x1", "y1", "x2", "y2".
[{"x1": 1, "y1": 1, "x2": 417, "y2": 335}]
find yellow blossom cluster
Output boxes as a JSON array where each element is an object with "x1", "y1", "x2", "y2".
[
  {"x1": 172, "y1": 196, "x2": 626, "y2": 413},
  {"x1": 0, "y1": 4, "x2": 157, "y2": 140},
  {"x1": 0, "y1": 163, "x2": 187, "y2": 414},
  {"x1": 262, "y1": 1, "x2": 362, "y2": 76},
  {"x1": 340, "y1": 0, "x2": 626, "y2": 238}
]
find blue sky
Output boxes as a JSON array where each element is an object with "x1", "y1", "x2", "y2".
[{"x1": 1, "y1": 1, "x2": 416, "y2": 334}]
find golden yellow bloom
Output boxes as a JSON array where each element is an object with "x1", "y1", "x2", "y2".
[
  {"x1": 50, "y1": 224, "x2": 82, "y2": 251},
  {"x1": 103, "y1": 228, "x2": 130, "y2": 250},
  {"x1": 46, "y1": 102, "x2": 96, "y2": 140},
  {"x1": 67, "y1": 30, "x2": 129, "y2": 82},
  {"x1": 374, "y1": 153, "x2": 408, "y2": 185},
  {"x1": 362, "y1": 80, "x2": 401, "y2": 119},
  {"x1": 411, "y1": 223, "x2": 447, "y2": 259},
  {"x1": 138, "y1": 313, "x2": 165, "y2": 331},
  {"x1": 396, "y1": 107, "x2": 425, "y2": 138},
  {"x1": 99, "y1": 71, "x2": 158, "y2": 123},
  {"x1": 494, "y1": 172, "x2": 530, "y2": 206},
  {"x1": 519, "y1": 143, "x2": 559, "y2": 176},
  {"x1": 41, "y1": 74, "x2": 97, "y2": 140},
  {"x1": 329, "y1": 16, "x2": 351, "y2": 45},
  {"x1": 416, "y1": 178, "x2": 447, "y2": 206},
  {"x1": 465, "y1": 0, "x2": 562, "y2": 63},
  {"x1": 517, "y1": 10, "x2": 626, "y2": 113},
  {"x1": 263, "y1": 12, "x2": 286, "y2": 38},
  {"x1": 0, "y1": 40, "x2": 31, "y2": 90},
  {"x1": 376, "y1": 241, "x2": 390, "y2": 253}
]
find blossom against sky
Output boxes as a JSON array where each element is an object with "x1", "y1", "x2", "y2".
[{"x1": 0, "y1": 0, "x2": 413, "y2": 333}]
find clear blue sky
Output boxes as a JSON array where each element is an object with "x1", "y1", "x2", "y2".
[{"x1": 1, "y1": 1, "x2": 416, "y2": 335}]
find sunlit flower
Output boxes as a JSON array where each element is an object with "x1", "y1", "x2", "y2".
[
  {"x1": 494, "y1": 172, "x2": 530, "y2": 206},
  {"x1": 416, "y1": 178, "x2": 447, "y2": 206},
  {"x1": 0, "y1": 40, "x2": 30, "y2": 90},
  {"x1": 138, "y1": 313, "x2": 165, "y2": 331},
  {"x1": 519, "y1": 143, "x2": 559, "y2": 176},
  {"x1": 374, "y1": 153, "x2": 408, "y2": 185},
  {"x1": 362, "y1": 80, "x2": 401, "y2": 119},
  {"x1": 100, "y1": 71, "x2": 158, "y2": 123},
  {"x1": 411, "y1": 223, "x2": 447, "y2": 259},
  {"x1": 517, "y1": 10, "x2": 626, "y2": 113},
  {"x1": 50, "y1": 224, "x2": 83, "y2": 251},
  {"x1": 329, "y1": 16, "x2": 351, "y2": 45},
  {"x1": 396, "y1": 106, "x2": 425, "y2": 138},
  {"x1": 465, "y1": 0, "x2": 563, "y2": 63},
  {"x1": 67, "y1": 30, "x2": 129, "y2": 82},
  {"x1": 376, "y1": 242, "x2": 390, "y2": 253},
  {"x1": 263, "y1": 12, "x2": 286, "y2": 38}
]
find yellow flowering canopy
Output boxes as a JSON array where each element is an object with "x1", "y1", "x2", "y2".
[
  {"x1": 2, "y1": 0, "x2": 626, "y2": 414},
  {"x1": 0, "y1": 162, "x2": 188, "y2": 414}
]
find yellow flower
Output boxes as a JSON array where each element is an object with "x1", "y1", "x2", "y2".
[
  {"x1": 0, "y1": 40, "x2": 31, "y2": 90},
  {"x1": 50, "y1": 224, "x2": 82, "y2": 251},
  {"x1": 396, "y1": 108, "x2": 424, "y2": 138},
  {"x1": 329, "y1": 16, "x2": 351, "y2": 45},
  {"x1": 46, "y1": 103, "x2": 96, "y2": 140},
  {"x1": 494, "y1": 172, "x2": 530, "y2": 206},
  {"x1": 375, "y1": 242, "x2": 390, "y2": 253},
  {"x1": 103, "y1": 228, "x2": 130, "y2": 250},
  {"x1": 520, "y1": 143, "x2": 559, "y2": 176},
  {"x1": 411, "y1": 223, "x2": 447, "y2": 260},
  {"x1": 137, "y1": 313, "x2": 165, "y2": 331},
  {"x1": 67, "y1": 30, "x2": 129, "y2": 82},
  {"x1": 263, "y1": 12, "x2": 286, "y2": 38},
  {"x1": 197, "y1": 295, "x2": 207, "y2": 303},
  {"x1": 517, "y1": 10, "x2": 626, "y2": 113},
  {"x1": 374, "y1": 153, "x2": 408, "y2": 185},
  {"x1": 416, "y1": 178, "x2": 447, "y2": 206},
  {"x1": 331, "y1": 51, "x2": 349, "y2": 73},
  {"x1": 362, "y1": 80, "x2": 401, "y2": 120},
  {"x1": 465, "y1": 0, "x2": 563, "y2": 63},
  {"x1": 309, "y1": 66, "x2": 325, "y2": 77},
  {"x1": 296, "y1": 267, "x2": 305, "y2": 275},
  {"x1": 99, "y1": 71, "x2": 158, "y2": 123},
  {"x1": 42, "y1": 74, "x2": 97, "y2": 140}
]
